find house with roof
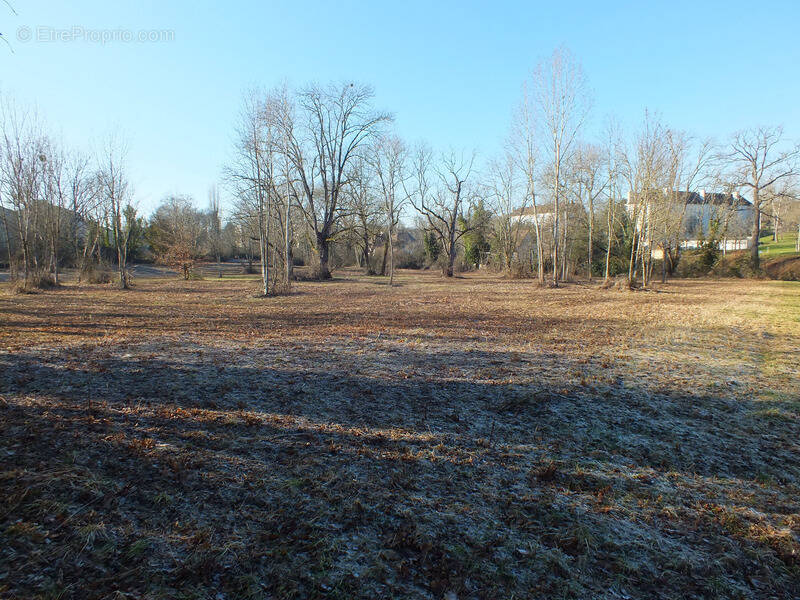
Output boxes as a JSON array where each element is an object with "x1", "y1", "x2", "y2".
[
  {"x1": 625, "y1": 190, "x2": 753, "y2": 257},
  {"x1": 506, "y1": 203, "x2": 555, "y2": 226}
]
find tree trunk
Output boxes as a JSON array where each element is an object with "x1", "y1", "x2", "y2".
[
  {"x1": 552, "y1": 207, "x2": 559, "y2": 286},
  {"x1": 627, "y1": 226, "x2": 638, "y2": 288},
  {"x1": 117, "y1": 247, "x2": 127, "y2": 289},
  {"x1": 260, "y1": 197, "x2": 271, "y2": 296},
  {"x1": 362, "y1": 243, "x2": 372, "y2": 274},
  {"x1": 444, "y1": 253, "x2": 455, "y2": 277},
  {"x1": 796, "y1": 221, "x2": 800, "y2": 253},
  {"x1": 552, "y1": 146, "x2": 561, "y2": 287},
  {"x1": 1, "y1": 206, "x2": 13, "y2": 271},
  {"x1": 51, "y1": 238, "x2": 59, "y2": 285},
  {"x1": 588, "y1": 198, "x2": 594, "y2": 279},
  {"x1": 379, "y1": 236, "x2": 388, "y2": 276},
  {"x1": 21, "y1": 241, "x2": 29, "y2": 286},
  {"x1": 444, "y1": 229, "x2": 456, "y2": 277},
  {"x1": 604, "y1": 197, "x2": 614, "y2": 282},
  {"x1": 388, "y1": 226, "x2": 395, "y2": 286},
  {"x1": 565, "y1": 213, "x2": 569, "y2": 280},
  {"x1": 750, "y1": 188, "x2": 760, "y2": 271},
  {"x1": 284, "y1": 198, "x2": 292, "y2": 288},
  {"x1": 534, "y1": 224, "x2": 544, "y2": 284},
  {"x1": 317, "y1": 232, "x2": 331, "y2": 280}
]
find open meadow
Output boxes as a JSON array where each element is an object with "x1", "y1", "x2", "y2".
[{"x1": 1, "y1": 271, "x2": 800, "y2": 599}]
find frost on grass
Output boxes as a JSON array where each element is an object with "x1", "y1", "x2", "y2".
[{"x1": 1, "y1": 273, "x2": 799, "y2": 599}]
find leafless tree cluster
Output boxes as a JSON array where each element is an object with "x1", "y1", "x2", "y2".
[
  {"x1": 218, "y1": 62, "x2": 797, "y2": 289},
  {"x1": 225, "y1": 82, "x2": 393, "y2": 293},
  {"x1": 483, "y1": 48, "x2": 800, "y2": 288},
  {"x1": 7, "y1": 53, "x2": 798, "y2": 294},
  {"x1": 0, "y1": 96, "x2": 137, "y2": 289},
  {"x1": 723, "y1": 126, "x2": 800, "y2": 269}
]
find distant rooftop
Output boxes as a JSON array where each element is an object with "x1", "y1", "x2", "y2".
[
  {"x1": 627, "y1": 190, "x2": 751, "y2": 207},
  {"x1": 508, "y1": 203, "x2": 555, "y2": 217}
]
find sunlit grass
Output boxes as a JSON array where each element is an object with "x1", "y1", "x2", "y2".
[{"x1": 760, "y1": 233, "x2": 800, "y2": 257}]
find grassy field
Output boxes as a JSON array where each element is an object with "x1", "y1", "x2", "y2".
[
  {"x1": 1, "y1": 271, "x2": 799, "y2": 599},
  {"x1": 760, "y1": 233, "x2": 800, "y2": 257}
]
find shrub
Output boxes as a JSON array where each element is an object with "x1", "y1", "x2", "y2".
[
  {"x1": 395, "y1": 251, "x2": 424, "y2": 270},
  {"x1": 677, "y1": 249, "x2": 763, "y2": 279},
  {"x1": 423, "y1": 231, "x2": 441, "y2": 264},
  {"x1": 11, "y1": 272, "x2": 57, "y2": 294},
  {"x1": 710, "y1": 254, "x2": 745, "y2": 278},
  {"x1": 82, "y1": 265, "x2": 113, "y2": 284},
  {"x1": 508, "y1": 261, "x2": 535, "y2": 279},
  {"x1": 674, "y1": 251, "x2": 708, "y2": 278}
]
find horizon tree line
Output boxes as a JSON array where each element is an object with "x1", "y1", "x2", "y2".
[{"x1": 2, "y1": 48, "x2": 799, "y2": 292}]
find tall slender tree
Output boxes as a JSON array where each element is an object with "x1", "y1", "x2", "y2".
[
  {"x1": 97, "y1": 134, "x2": 133, "y2": 289},
  {"x1": 370, "y1": 134, "x2": 407, "y2": 286},
  {"x1": 531, "y1": 47, "x2": 592, "y2": 286}
]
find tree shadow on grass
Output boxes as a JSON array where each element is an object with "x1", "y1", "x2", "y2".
[{"x1": 1, "y1": 348, "x2": 799, "y2": 599}]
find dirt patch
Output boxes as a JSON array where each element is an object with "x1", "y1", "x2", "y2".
[{"x1": 764, "y1": 255, "x2": 800, "y2": 280}]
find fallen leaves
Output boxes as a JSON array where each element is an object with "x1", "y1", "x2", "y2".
[{"x1": 0, "y1": 272, "x2": 799, "y2": 598}]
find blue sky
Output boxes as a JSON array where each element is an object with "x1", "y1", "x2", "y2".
[{"x1": 2, "y1": 0, "x2": 799, "y2": 216}]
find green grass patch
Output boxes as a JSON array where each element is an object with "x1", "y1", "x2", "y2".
[{"x1": 760, "y1": 233, "x2": 800, "y2": 257}]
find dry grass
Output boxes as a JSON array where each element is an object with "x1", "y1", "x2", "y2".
[{"x1": 1, "y1": 270, "x2": 799, "y2": 599}]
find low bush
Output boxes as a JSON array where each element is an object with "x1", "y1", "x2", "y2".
[
  {"x1": 82, "y1": 265, "x2": 113, "y2": 284},
  {"x1": 508, "y1": 261, "x2": 536, "y2": 279},
  {"x1": 395, "y1": 250, "x2": 425, "y2": 270},
  {"x1": 675, "y1": 249, "x2": 768, "y2": 279},
  {"x1": 599, "y1": 276, "x2": 637, "y2": 290},
  {"x1": 11, "y1": 272, "x2": 57, "y2": 294},
  {"x1": 674, "y1": 251, "x2": 708, "y2": 278}
]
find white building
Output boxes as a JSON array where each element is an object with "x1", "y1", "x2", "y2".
[
  {"x1": 625, "y1": 190, "x2": 753, "y2": 258},
  {"x1": 506, "y1": 204, "x2": 555, "y2": 226}
]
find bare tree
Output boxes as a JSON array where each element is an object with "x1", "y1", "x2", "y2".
[
  {"x1": 284, "y1": 82, "x2": 391, "y2": 279},
  {"x1": 40, "y1": 139, "x2": 67, "y2": 284},
  {"x1": 274, "y1": 86, "x2": 295, "y2": 290},
  {"x1": 208, "y1": 185, "x2": 222, "y2": 277},
  {"x1": 724, "y1": 126, "x2": 800, "y2": 270},
  {"x1": 602, "y1": 118, "x2": 624, "y2": 283},
  {"x1": 658, "y1": 132, "x2": 714, "y2": 281},
  {"x1": 0, "y1": 100, "x2": 49, "y2": 286},
  {"x1": 409, "y1": 147, "x2": 475, "y2": 277},
  {"x1": 765, "y1": 177, "x2": 800, "y2": 247},
  {"x1": 345, "y1": 156, "x2": 380, "y2": 273},
  {"x1": 572, "y1": 142, "x2": 608, "y2": 278},
  {"x1": 97, "y1": 135, "x2": 133, "y2": 289},
  {"x1": 622, "y1": 112, "x2": 670, "y2": 288},
  {"x1": 512, "y1": 88, "x2": 545, "y2": 282},
  {"x1": 487, "y1": 151, "x2": 525, "y2": 272},
  {"x1": 149, "y1": 195, "x2": 207, "y2": 279},
  {"x1": 531, "y1": 47, "x2": 591, "y2": 286},
  {"x1": 64, "y1": 149, "x2": 100, "y2": 274},
  {"x1": 226, "y1": 89, "x2": 276, "y2": 295},
  {"x1": 370, "y1": 134, "x2": 407, "y2": 286}
]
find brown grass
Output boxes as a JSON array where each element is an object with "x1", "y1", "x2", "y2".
[{"x1": 1, "y1": 269, "x2": 799, "y2": 599}]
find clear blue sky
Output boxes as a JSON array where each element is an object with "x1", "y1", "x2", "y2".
[{"x1": 2, "y1": 0, "x2": 799, "y2": 216}]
